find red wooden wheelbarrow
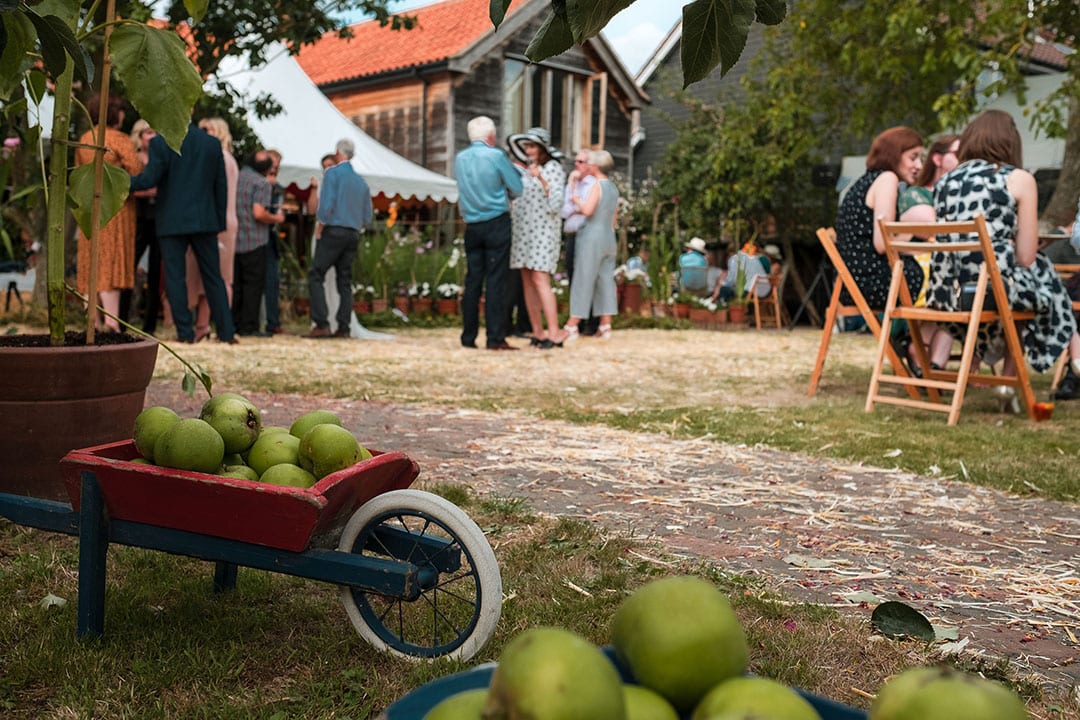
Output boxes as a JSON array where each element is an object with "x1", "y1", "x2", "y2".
[{"x1": 0, "y1": 440, "x2": 502, "y2": 661}]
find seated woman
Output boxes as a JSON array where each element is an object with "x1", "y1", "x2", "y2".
[
  {"x1": 896, "y1": 134, "x2": 962, "y2": 370},
  {"x1": 835, "y1": 126, "x2": 927, "y2": 373},
  {"x1": 929, "y1": 109, "x2": 1080, "y2": 380}
]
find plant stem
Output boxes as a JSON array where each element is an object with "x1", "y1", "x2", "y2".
[{"x1": 45, "y1": 63, "x2": 75, "y2": 346}]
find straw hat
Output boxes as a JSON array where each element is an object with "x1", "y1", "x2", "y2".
[
  {"x1": 764, "y1": 244, "x2": 781, "y2": 259},
  {"x1": 685, "y1": 237, "x2": 707, "y2": 254}
]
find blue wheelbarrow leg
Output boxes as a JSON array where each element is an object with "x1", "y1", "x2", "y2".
[
  {"x1": 214, "y1": 562, "x2": 238, "y2": 592},
  {"x1": 77, "y1": 471, "x2": 108, "y2": 638}
]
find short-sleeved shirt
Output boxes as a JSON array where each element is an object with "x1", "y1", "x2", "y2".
[
  {"x1": 235, "y1": 166, "x2": 271, "y2": 254},
  {"x1": 679, "y1": 251, "x2": 708, "y2": 292}
]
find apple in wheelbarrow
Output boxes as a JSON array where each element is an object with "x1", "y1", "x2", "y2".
[
  {"x1": 199, "y1": 393, "x2": 262, "y2": 454},
  {"x1": 869, "y1": 666, "x2": 1029, "y2": 720},
  {"x1": 298, "y1": 423, "x2": 371, "y2": 479}
]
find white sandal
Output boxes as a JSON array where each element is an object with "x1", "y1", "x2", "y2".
[
  {"x1": 561, "y1": 325, "x2": 579, "y2": 343},
  {"x1": 597, "y1": 324, "x2": 612, "y2": 341}
]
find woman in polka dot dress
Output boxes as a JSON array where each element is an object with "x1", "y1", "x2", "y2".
[
  {"x1": 930, "y1": 109, "x2": 1080, "y2": 375},
  {"x1": 834, "y1": 126, "x2": 926, "y2": 311},
  {"x1": 510, "y1": 127, "x2": 566, "y2": 348}
]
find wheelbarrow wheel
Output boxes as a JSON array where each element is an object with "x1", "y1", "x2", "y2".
[{"x1": 337, "y1": 489, "x2": 501, "y2": 661}]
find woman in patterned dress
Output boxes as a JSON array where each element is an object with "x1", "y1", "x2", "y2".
[
  {"x1": 74, "y1": 94, "x2": 142, "y2": 332},
  {"x1": 835, "y1": 127, "x2": 926, "y2": 311},
  {"x1": 509, "y1": 127, "x2": 566, "y2": 348},
  {"x1": 930, "y1": 109, "x2": 1080, "y2": 376}
]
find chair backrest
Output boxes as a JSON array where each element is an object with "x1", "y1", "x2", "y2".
[
  {"x1": 876, "y1": 215, "x2": 1012, "y2": 321},
  {"x1": 816, "y1": 227, "x2": 882, "y2": 326}
]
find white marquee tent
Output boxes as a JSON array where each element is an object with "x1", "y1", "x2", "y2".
[{"x1": 213, "y1": 46, "x2": 458, "y2": 203}]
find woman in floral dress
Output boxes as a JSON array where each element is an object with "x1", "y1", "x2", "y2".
[
  {"x1": 74, "y1": 94, "x2": 142, "y2": 332},
  {"x1": 509, "y1": 127, "x2": 566, "y2": 348},
  {"x1": 930, "y1": 109, "x2": 1080, "y2": 375}
]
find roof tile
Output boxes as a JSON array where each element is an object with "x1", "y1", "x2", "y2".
[{"x1": 297, "y1": 0, "x2": 531, "y2": 86}]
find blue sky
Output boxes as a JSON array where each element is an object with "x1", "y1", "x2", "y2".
[{"x1": 338, "y1": 1, "x2": 681, "y2": 76}]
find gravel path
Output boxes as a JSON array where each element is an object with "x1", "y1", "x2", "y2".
[{"x1": 149, "y1": 380, "x2": 1080, "y2": 690}]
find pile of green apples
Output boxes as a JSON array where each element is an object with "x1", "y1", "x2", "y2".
[
  {"x1": 425, "y1": 575, "x2": 1029, "y2": 720},
  {"x1": 132, "y1": 394, "x2": 371, "y2": 489}
]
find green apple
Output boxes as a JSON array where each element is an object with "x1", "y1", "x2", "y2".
[
  {"x1": 870, "y1": 666, "x2": 1028, "y2": 720},
  {"x1": 247, "y1": 432, "x2": 301, "y2": 476},
  {"x1": 298, "y1": 423, "x2": 365, "y2": 479},
  {"x1": 612, "y1": 576, "x2": 748, "y2": 713},
  {"x1": 153, "y1": 418, "x2": 225, "y2": 474},
  {"x1": 422, "y1": 688, "x2": 487, "y2": 720},
  {"x1": 200, "y1": 393, "x2": 261, "y2": 454},
  {"x1": 260, "y1": 463, "x2": 316, "y2": 488},
  {"x1": 692, "y1": 677, "x2": 819, "y2": 720},
  {"x1": 289, "y1": 409, "x2": 342, "y2": 439},
  {"x1": 132, "y1": 406, "x2": 180, "y2": 462}
]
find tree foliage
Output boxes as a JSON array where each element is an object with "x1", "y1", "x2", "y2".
[{"x1": 656, "y1": 0, "x2": 1080, "y2": 237}]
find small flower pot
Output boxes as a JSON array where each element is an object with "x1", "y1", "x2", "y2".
[
  {"x1": 412, "y1": 297, "x2": 433, "y2": 315},
  {"x1": 353, "y1": 300, "x2": 371, "y2": 315},
  {"x1": 713, "y1": 308, "x2": 729, "y2": 326},
  {"x1": 728, "y1": 304, "x2": 747, "y2": 325},
  {"x1": 651, "y1": 301, "x2": 669, "y2": 318},
  {"x1": 436, "y1": 298, "x2": 459, "y2": 315},
  {"x1": 371, "y1": 298, "x2": 389, "y2": 313},
  {"x1": 673, "y1": 302, "x2": 691, "y2": 319},
  {"x1": 394, "y1": 295, "x2": 410, "y2": 313},
  {"x1": 688, "y1": 307, "x2": 712, "y2": 328},
  {"x1": 619, "y1": 282, "x2": 643, "y2": 315}
]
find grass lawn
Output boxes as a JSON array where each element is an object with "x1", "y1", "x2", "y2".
[{"x1": 1, "y1": 320, "x2": 1077, "y2": 718}]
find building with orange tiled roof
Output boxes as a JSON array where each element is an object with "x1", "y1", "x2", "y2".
[{"x1": 296, "y1": 0, "x2": 648, "y2": 178}]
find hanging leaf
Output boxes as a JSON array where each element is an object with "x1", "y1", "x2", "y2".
[
  {"x1": 24, "y1": 8, "x2": 89, "y2": 86},
  {"x1": 68, "y1": 163, "x2": 130, "y2": 239},
  {"x1": 110, "y1": 24, "x2": 203, "y2": 152},
  {"x1": 182, "y1": 0, "x2": 209, "y2": 25},
  {"x1": 871, "y1": 601, "x2": 935, "y2": 641},
  {"x1": 0, "y1": 12, "x2": 36, "y2": 99},
  {"x1": 489, "y1": 0, "x2": 513, "y2": 27},
  {"x1": 681, "y1": 0, "x2": 756, "y2": 87},
  {"x1": 564, "y1": 0, "x2": 635, "y2": 44},
  {"x1": 754, "y1": 0, "x2": 786, "y2": 25},
  {"x1": 525, "y1": 10, "x2": 575, "y2": 63}
]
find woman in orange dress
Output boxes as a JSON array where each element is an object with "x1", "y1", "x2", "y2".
[{"x1": 74, "y1": 94, "x2": 142, "y2": 332}]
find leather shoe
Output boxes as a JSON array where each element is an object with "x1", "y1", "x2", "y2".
[
  {"x1": 269, "y1": 327, "x2": 289, "y2": 335},
  {"x1": 1052, "y1": 371, "x2": 1080, "y2": 401},
  {"x1": 461, "y1": 340, "x2": 478, "y2": 349},
  {"x1": 486, "y1": 341, "x2": 518, "y2": 351},
  {"x1": 219, "y1": 337, "x2": 240, "y2": 345},
  {"x1": 333, "y1": 328, "x2": 351, "y2": 338},
  {"x1": 305, "y1": 327, "x2": 333, "y2": 339}
]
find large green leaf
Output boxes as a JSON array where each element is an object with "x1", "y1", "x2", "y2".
[
  {"x1": 681, "y1": 0, "x2": 756, "y2": 86},
  {"x1": 109, "y1": 24, "x2": 203, "y2": 152},
  {"x1": 564, "y1": 0, "x2": 635, "y2": 43},
  {"x1": 0, "y1": 12, "x2": 35, "y2": 100},
  {"x1": 755, "y1": 0, "x2": 786, "y2": 25},
  {"x1": 68, "y1": 162, "x2": 130, "y2": 239},
  {"x1": 489, "y1": 0, "x2": 513, "y2": 27},
  {"x1": 525, "y1": 10, "x2": 575, "y2": 63}
]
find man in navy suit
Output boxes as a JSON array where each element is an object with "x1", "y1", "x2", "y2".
[{"x1": 130, "y1": 122, "x2": 236, "y2": 343}]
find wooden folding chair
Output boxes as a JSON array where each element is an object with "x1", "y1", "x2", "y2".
[
  {"x1": 807, "y1": 228, "x2": 919, "y2": 398},
  {"x1": 867, "y1": 215, "x2": 1037, "y2": 425},
  {"x1": 1049, "y1": 263, "x2": 1080, "y2": 394},
  {"x1": 750, "y1": 264, "x2": 787, "y2": 329}
]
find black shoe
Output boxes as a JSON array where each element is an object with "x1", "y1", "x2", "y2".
[
  {"x1": 461, "y1": 340, "x2": 477, "y2": 349},
  {"x1": 890, "y1": 333, "x2": 921, "y2": 378},
  {"x1": 1051, "y1": 373, "x2": 1080, "y2": 401},
  {"x1": 510, "y1": 331, "x2": 531, "y2": 339}
]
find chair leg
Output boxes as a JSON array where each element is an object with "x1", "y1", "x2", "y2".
[{"x1": 808, "y1": 282, "x2": 843, "y2": 396}]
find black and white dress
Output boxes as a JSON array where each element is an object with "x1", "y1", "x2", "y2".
[
  {"x1": 930, "y1": 159, "x2": 1076, "y2": 371},
  {"x1": 510, "y1": 159, "x2": 566, "y2": 274}
]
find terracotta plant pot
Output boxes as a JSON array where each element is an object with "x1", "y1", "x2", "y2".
[
  {"x1": 394, "y1": 295, "x2": 410, "y2": 313},
  {"x1": 353, "y1": 300, "x2": 371, "y2": 315},
  {"x1": 371, "y1": 298, "x2": 389, "y2": 313},
  {"x1": 293, "y1": 297, "x2": 310, "y2": 315},
  {"x1": 688, "y1": 307, "x2": 713, "y2": 328},
  {"x1": 0, "y1": 334, "x2": 159, "y2": 500},
  {"x1": 673, "y1": 302, "x2": 691, "y2": 319},
  {"x1": 651, "y1": 301, "x2": 669, "y2": 318},
  {"x1": 713, "y1": 308, "x2": 729, "y2": 326},
  {"x1": 620, "y1": 282, "x2": 643, "y2": 315},
  {"x1": 728, "y1": 304, "x2": 748, "y2": 324},
  {"x1": 436, "y1": 298, "x2": 459, "y2": 315},
  {"x1": 412, "y1": 298, "x2": 433, "y2": 315}
]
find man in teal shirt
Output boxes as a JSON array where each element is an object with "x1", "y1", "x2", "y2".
[{"x1": 454, "y1": 116, "x2": 523, "y2": 350}]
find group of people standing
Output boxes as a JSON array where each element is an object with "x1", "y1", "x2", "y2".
[
  {"x1": 834, "y1": 109, "x2": 1080, "y2": 402},
  {"x1": 453, "y1": 116, "x2": 619, "y2": 351},
  {"x1": 76, "y1": 93, "x2": 371, "y2": 345}
]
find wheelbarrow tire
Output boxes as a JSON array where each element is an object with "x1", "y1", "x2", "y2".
[{"x1": 337, "y1": 489, "x2": 501, "y2": 662}]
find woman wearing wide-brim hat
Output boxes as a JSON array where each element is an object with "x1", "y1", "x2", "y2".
[{"x1": 507, "y1": 127, "x2": 567, "y2": 349}]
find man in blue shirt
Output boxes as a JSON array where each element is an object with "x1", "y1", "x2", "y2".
[
  {"x1": 453, "y1": 116, "x2": 523, "y2": 350},
  {"x1": 307, "y1": 139, "x2": 372, "y2": 338}
]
